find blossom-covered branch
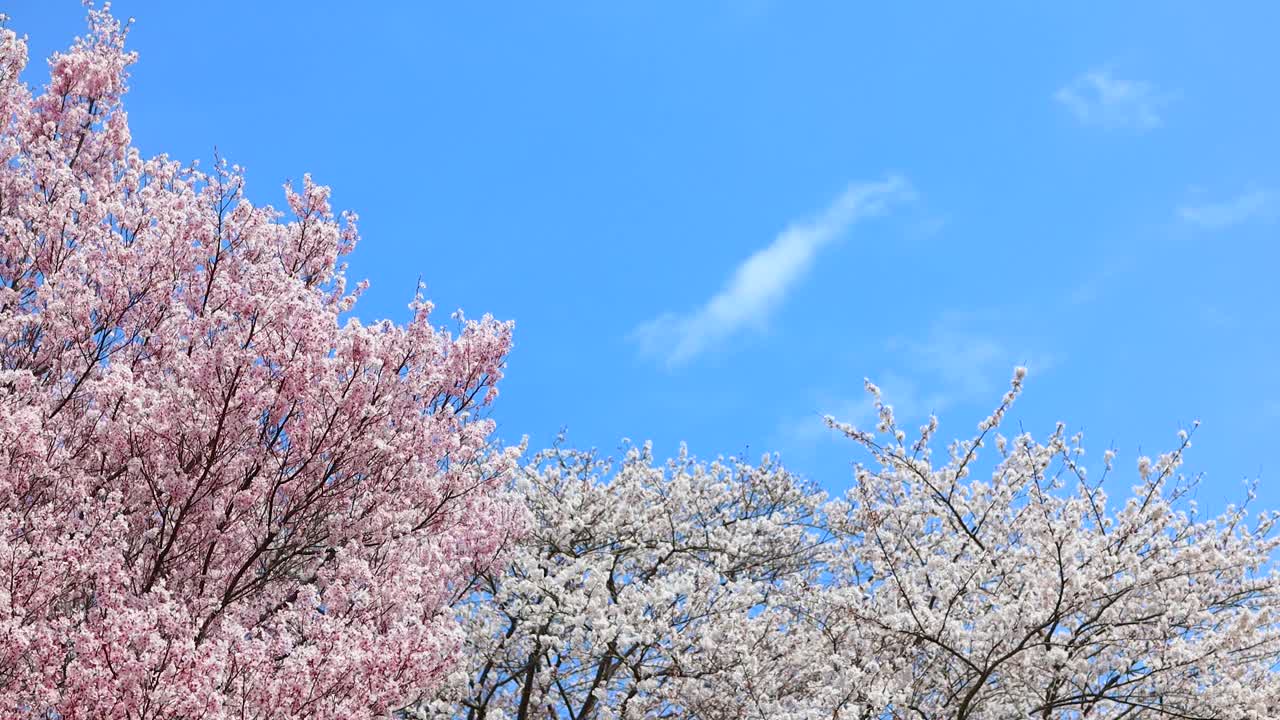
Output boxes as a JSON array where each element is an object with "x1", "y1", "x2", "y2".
[
  {"x1": 0, "y1": 7, "x2": 521, "y2": 718},
  {"x1": 814, "y1": 368, "x2": 1280, "y2": 718},
  {"x1": 427, "y1": 370, "x2": 1280, "y2": 719},
  {"x1": 416, "y1": 443, "x2": 832, "y2": 720}
]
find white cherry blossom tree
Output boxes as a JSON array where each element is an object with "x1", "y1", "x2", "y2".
[
  {"x1": 424, "y1": 369, "x2": 1280, "y2": 719},
  {"x1": 414, "y1": 442, "x2": 831, "y2": 719},
  {"x1": 812, "y1": 369, "x2": 1280, "y2": 718}
]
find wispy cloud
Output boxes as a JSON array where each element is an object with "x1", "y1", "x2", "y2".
[
  {"x1": 1265, "y1": 399, "x2": 1280, "y2": 421},
  {"x1": 888, "y1": 327, "x2": 1002, "y2": 400},
  {"x1": 775, "y1": 314, "x2": 1055, "y2": 457},
  {"x1": 1067, "y1": 256, "x2": 1129, "y2": 307},
  {"x1": 1055, "y1": 69, "x2": 1168, "y2": 130},
  {"x1": 777, "y1": 371, "x2": 943, "y2": 452},
  {"x1": 632, "y1": 176, "x2": 913, "y2": 367},
  {"x1": 1178, "y1": 190, "x2": 1276, "y2": 230}
]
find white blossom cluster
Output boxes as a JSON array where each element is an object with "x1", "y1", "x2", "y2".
[
  {"x1": 411, "y1": 442, "x2": 831, "y2": 719},
  {"x1": 417, "y1": 370, "x2": 1280, "y2": 719},
  {"x1": 813, "y1": 368, "x2": 1280, "y2": 718}
]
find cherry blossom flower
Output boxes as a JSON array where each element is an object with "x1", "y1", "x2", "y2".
[{"x1": 0, "y1": 7, "x2": 521, "y2": 717}]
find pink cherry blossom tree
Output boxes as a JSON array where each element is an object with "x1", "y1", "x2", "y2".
[{"x1": 0, "y1": 7, "x2": 522, "y2": 718}]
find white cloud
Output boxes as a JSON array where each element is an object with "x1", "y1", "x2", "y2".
[
  {"x1": 632, "y1": 176, "x2": 913, "y2": 367},
  {"x1": 777, "y1": 371, "x2": 943, "y2": 452},
  {"x1": 1055, "y1": 69, "x2": 1167, "y2": 130},
  {"x1": 875, "y1": 325, "x2": 1046, "y2": 421},
  {"x1": 1066, "y1": 257, "x2": 1129, "y2": 307},
  {"x1": 1178, "y1": 190, "x2": 1276, "y2": 230},
  {"x1": 775, "y1": 316, "x2": 1055, "y2": 459}
]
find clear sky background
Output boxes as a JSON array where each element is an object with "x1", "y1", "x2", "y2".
[{"x1": 8, "y1": 2, "x2": 1279, "y2": 510}]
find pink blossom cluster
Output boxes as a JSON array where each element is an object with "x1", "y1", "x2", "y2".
[{"x1": 0, "y1": 7, "x2": 521, "y2": 718}]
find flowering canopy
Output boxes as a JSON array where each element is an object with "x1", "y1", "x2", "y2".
[
  {"x1": 417, "y1": 443, "x2": 831, "y2": 720},
  {"x1": 426, "y1": 371, "x2": 1280, "y2": 719},
  {"x1": 0, "y1": 7, "x2": 520, "y2": 718},
  {"x1": 812, "y1": 369, "x2": 1280, "y2": 718}
]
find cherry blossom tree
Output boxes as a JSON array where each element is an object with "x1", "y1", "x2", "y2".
[
  {"x1": 811, "y1": 369, "x2": 1280, "y2": 719},
  {"x1": 0, "y1": 7, "x2": 521, "y2": 718},
  {"x1": 427, "y1": 371, "x2": 1280, "y2": 719},
  {"x1": 415, "y1": 442, "x2": 832, "y2": 720}
]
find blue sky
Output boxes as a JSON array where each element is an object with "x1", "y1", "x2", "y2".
[{"x1": 9, "y1": 2, "x2": 1279, "y2": 510}]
